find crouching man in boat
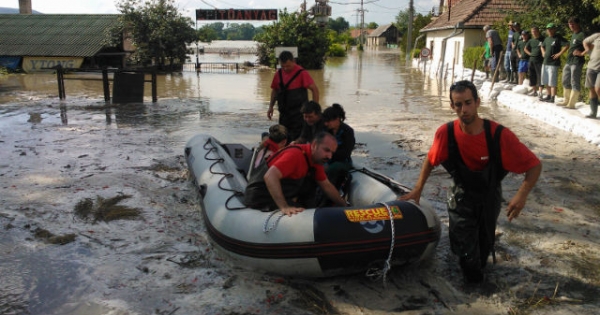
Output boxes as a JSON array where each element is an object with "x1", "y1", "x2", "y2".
[
  {"x1": 400, "y1": 80, "x2": 542, "y2": 283},
  {"x1": 244, "y1": 132, "x2": 348, "y2": 216}
]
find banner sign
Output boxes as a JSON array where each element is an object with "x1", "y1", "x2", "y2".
[
  {"x1": 22, "y1": 57, "x2": 83, "y2": 73},
  {"x1": 196, "y1": 9, "x2": 278, "y2": 21}
]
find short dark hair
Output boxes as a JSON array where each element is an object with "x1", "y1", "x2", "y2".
[
  {"x1": 278, "y1": 51, "x2": 294, "y2": 62},
  {"x1": 300, "y1": 100, "x2": 322, "y2": 115},
  {"x1": 568, "y1": 17, "x2": 580, "y2": 24},
  {"x1": 322, "y1": 103, "x2": 346, "y2": 122},
  {"x1": 449, "y1": 80, "x2": 479, "y2": 103},
  {"x1": 313, "y1": 131, "x2": 335, "y2": 145}
]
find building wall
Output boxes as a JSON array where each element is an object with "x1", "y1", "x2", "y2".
[{"x1": 424, "y1": 28, "x2": 487, "y2": 75}]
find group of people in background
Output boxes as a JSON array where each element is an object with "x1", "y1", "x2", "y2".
[
  {"x1": 483, "y1": 18, "x2": 599, "y2": 118},
  {"x1": 244, "y1": 50, "x2": 356, "y2": 216}
]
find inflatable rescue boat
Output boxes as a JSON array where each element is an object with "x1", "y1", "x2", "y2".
[{"x1": 184, "y1": 134, "x2": 441, "y2": 277}]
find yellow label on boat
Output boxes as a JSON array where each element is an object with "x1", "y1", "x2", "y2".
[{"x1": 344, "y1": 206, "x2": 403, "y2": 222}]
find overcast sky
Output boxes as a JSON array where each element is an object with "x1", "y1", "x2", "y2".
[{"x1": 0, "y1": 0, "x2": 439, "y2": 27}]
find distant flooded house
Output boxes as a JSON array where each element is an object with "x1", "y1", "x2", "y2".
[
  {"x1": 0, "y1": 14, "x2": 132, "y2": 72},
  {"x1": 419, "y1": 0, "x2": 527, "y2": 76},
  {"x1": 366, "y1": 24, "x2": 399, "y2": 47},
  {"x1": 350, "y1": 28, "x2": 375, "y2": 46}
]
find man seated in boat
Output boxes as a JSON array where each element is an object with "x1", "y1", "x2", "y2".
[
  {"x1": 253, "y1": 124, "x2": 288, "y2": 169},
  {"x1": 291, "y1": 100, "x2": 326, "y2": 144},
  {"x1": 244, "y1": 132, "x2": 348, "y2": 216}
]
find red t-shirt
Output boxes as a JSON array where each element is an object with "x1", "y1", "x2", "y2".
[
  {"x1": 268, "y1": 144, "x2": 327, "y2": 181},
  {"x1": 270, "y1": 64, "x2": 315, "y2": 91},
  {"x1": 428, "y1": 120, "x2": 540, "y2": 174}
]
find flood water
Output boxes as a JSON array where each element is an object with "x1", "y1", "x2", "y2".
[
  {"x1": 0, "y1": 49, "x2": 456, "y2": 166},
  {"x1": 0, "y1": 48, "x2": 550, "y2": 314}
]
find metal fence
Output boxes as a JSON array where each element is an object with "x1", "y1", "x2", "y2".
[{"x1": 182, "y1": 62, "x2": 259, "y2": 74}]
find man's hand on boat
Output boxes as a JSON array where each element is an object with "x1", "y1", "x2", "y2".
[
  {"x1": 281, "y1": 206, "x2": 305, "y2": 216},
  {"x1": 398, "y1": 189, "x2": 422, "y2": 204}
]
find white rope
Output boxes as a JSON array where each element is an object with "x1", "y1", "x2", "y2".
[
  {"x1": 263, "y1": 211, "x2": 285, "y2": 233},
  {"x1": 365, "y1": 202, "x2": 396, "y2": 287}
]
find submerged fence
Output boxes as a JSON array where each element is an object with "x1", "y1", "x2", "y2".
[{"x1": 182, "y1": 62, "x2": 260, "y2": 74}]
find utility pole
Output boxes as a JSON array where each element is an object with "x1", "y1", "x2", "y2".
[
  {"x1": 359, "y1": 0, "x2": 365, "y2": 49},
  {"x1": 405, "y1": 0, "x2": 414, "y2": 62}
]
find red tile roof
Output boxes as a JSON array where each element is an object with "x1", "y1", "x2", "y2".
[
  {"x1": 350, "y1": 28, "x2": 375, "y2": 38},
  {"x1": 422, "y1": 0, "x2": 528, "y2": 32}
]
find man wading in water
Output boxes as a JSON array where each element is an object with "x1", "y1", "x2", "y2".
[
  {"x1": 267, "y1": 50, "x2": 320, "y2": 142},
  {"x1": 400, "y1": 80, "x2": 542, "y2": 283}
]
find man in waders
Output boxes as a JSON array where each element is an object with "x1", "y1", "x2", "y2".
[
  {"x1": 244, "y1": 132, "x2": 347, "y2": 216},
  {"x1": 400, "y1": 80, "x2": 542, "y2": 283},
  {"x1": 268, "y1": 51, "x2": 320, "y2": 142}
]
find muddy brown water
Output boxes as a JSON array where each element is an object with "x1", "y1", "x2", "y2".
[{"x1": 1, "y1": 49, "x2": 599, "y2": 314}]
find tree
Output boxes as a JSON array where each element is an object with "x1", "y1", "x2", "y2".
[
  {"x1": 367, "y1": 22, "x2": 378, "y2": 29},
  {"x1": 197, "y1": 24, "x2": 218, "y2": 43},
  {"x1": 255, "y1": 9, "x2": 330, "y2": 69},
  {"x1": 238, "y1": 23, "x2": 256, "y2": 40},
  {"x1": 108, "y1": 0, "x2": 196, "y2": 69},
  {"x1": 207, "y1": 22, "x2": 225, "y2": 39},
  {"x1": 328, "y1": 17, "x2": 350, "y2": 33},
  {"x1": 512, "y1": 0, "x2": 600, "y2": 34},
  {"x1": 395, "y1": 9, "x2": 432, "y2": 53}
]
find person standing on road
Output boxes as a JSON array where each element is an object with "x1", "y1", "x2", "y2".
[
  {"x1": 516, "y1": 30, "x2": 531, "y2": 85},
  {"x1": 577, "y1": 32, "x2": 600, "y2": 118},
  {"x1": 557, "y1": 17, "x2": 585, "y2": 109},
  {"x1": 399, "y1": 80, "x2": 542, "y2": 283},
  {"x1": 481, "y1": 41, "x2": 492, "y2": 80},
  {"x1": 540, "y1": 23, "x2": 569, "y2": 103},
  {"x1": 525, "y1": 27, "x2": 545, "y2": 97},
  {"x1": 483, "y1": 25, "x2": 503, "y2": 79},
  {"x1": 268, "y1": 51, "x2": 320, "y2": 141},
  {"x1": 502, "y1": 21, "x2": 516, "y2": 83},
  {"x1": 510, "y1": 22, "x2": 523, "y2": 84}
]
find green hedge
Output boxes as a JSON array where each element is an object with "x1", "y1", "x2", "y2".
[
  {"x1": 463, "y1": 46, "x2": 486, "y2": 72},
  {"x1": 328, "y1": 43, "x2": 347, "y2": 57}
]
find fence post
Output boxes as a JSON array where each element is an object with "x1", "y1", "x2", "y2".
[
  {"x1": 56, "y1": 65, "x2": 65, "y2": 100},
  {"x1": 152, "y1": 69, "x2": 157, "y2": 103},
  {"x1": 102, "y1": 68, "x2": 110, "y2": 103}
]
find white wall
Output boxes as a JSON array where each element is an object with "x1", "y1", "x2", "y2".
[{"x1": 423, "y1": 28, "x2": 487, "y2": 79}]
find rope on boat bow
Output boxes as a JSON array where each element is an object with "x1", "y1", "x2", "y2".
[
  {"x1": 203, "y1": 138, "x2": 246, "y2": 210},
  {"x1": 263, "y1": 210, "x2": 285, "y2": 233},
  {"x1": 365, "y1": 201, "x2": 396, "y2": 287}
]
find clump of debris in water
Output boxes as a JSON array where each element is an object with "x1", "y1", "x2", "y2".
[
  {"x1": 28, "y1": 195, "x2": 143, "y2": 245},
  {"x1": 74, "y1": 194, "x2": 142, "y2": 223}
]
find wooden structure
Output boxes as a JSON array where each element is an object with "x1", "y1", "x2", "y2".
[
  {"x1": 54, "y1": 66, "x2": 158, "y2": 103},
  {"x1": 0, "y1": 14, "x2": 130, "y2": 72}
]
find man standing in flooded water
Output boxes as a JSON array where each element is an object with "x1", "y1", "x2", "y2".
[
  {"x1": 400, "y1": 80, "x2": 542, "y2": 283},
  {"x1": 268, "y1": 51, "x2": 320, "y2": 141}
]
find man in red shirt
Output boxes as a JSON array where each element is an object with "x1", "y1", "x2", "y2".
[
  {"x1": 244, "y1": 132, "x2": 347, "y2": 216},
  {"x1": 400, "y1": 80, "x2": 542, "y2": 283},
  {"x1": 268, "y1": 51, "x2": 320, "y2": 141}
]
